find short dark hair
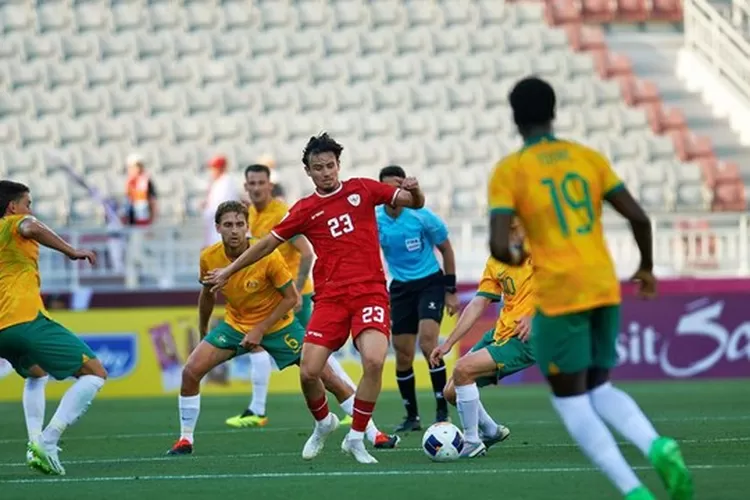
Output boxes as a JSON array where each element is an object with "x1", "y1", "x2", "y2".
[
  {"x1": 302, "y1": 132, "x2": 343, "y2": 167},
  {"x1": 0, "y1": 180, "x2": 30, "y2": 216},
  {"x1": 509, "y1": 77, "x2": 556, "y2": 129},
  {"x1": 244, "y1": 164, "x2": 271, "y2": 179},
  {"x1": 214, "y1": 200, "x2": 248, "y2": 225},
  {"x1": 379, "y1": 165, "x2": 406, "y2": 182}
]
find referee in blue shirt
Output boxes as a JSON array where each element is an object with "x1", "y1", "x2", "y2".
[{"x1": 377, "y1": 166, "x2": 459, "y2": 432}]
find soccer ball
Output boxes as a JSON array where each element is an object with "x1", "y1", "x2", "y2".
[{"x1": 422, "y1": 422, "x2": 464, "y2": 462}]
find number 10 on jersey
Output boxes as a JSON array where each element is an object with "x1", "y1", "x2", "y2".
[{"x1": 328, "y1": 214, "x2": 354, "y2": 238}]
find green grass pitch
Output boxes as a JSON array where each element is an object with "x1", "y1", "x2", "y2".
[{"x1": 0, "y1": 380, "x2": 747, "y2": 500}]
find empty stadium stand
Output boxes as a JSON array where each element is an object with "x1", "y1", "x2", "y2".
[{"x1": 0, "y1": 0, "x2": 744, "y2": 229}]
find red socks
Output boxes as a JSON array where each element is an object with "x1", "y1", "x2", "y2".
[
  {"x1": 306, "y1": 396, "x2": 330, "y2": 421},
  {"x1": 352, "y1": 398, "x2": 375, "y2": 432}
]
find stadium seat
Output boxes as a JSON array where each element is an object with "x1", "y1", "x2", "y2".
[
  {"x1": 221, "y1": 2, "x2": 256, "y2": 32},
  {"x1": 0, "y1": 0, "x2": 736, "y2": 227},
  {"x1": 74, "y1": 5, "x2": 109, "y2": 33}
]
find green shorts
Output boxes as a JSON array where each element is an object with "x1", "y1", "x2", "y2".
[
  {"x1": 532, "y1": 305, "x2": 620, "y2": 376},
  {"x1": 470, "y1": 330, "x2": 535, "y2": 388},
  {"x1": 204, "y1": 320, "x2": 304, "y2": 369},
  {"x1": 0, "y1": 312, "x2": 97, "y2": 380},
  {"x1": 296, "y1": 294, "x2": 313, "y2": 329}
]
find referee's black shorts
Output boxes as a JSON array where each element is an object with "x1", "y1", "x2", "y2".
[{"x1": 389, "y1": 271, "x2": 445, "y2": 335}]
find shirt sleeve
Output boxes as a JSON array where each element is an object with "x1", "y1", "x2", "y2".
[
  {"x1": 592, "y1": 150, "x2": 625, "y2": 198},
  {"x1": 199, "y1": 252, "x2": 209, "y2": 284},
  {"x1": 266, "y1": 251, "x2": 294, "y2": 290},
  {"x1": 360, "y1": 178, "x2": 400, "y2": 207},
  {"x1": 476, "y1": 258, "x2": 503, "y2": 301},
  {"x1": 487, "y1": 157, "x2": 516, "y2": 215},
  {"x1": 271, "y1": 202, "x2": 305, "y2": 242},
  {"x1": 421, "y1": 208, "x2": 449, "y2": 246},
  {"x1": 10, "y1": 214, "x2": 31, "y2": 239}
]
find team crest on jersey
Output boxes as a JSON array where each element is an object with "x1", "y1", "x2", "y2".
[
  {"x1": 245, "y1": 279, "x2": 259, "y2": 289},
  {"x1": 347, "y1": 194, "x2": 361, "y2": 206}
]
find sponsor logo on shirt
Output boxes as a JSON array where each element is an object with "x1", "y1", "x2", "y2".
[{"x1": 405, "y1": 237, "x2": 421, "y2": 252}]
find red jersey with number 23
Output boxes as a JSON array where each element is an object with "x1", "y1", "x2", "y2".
[{"x1": 271, "y1": 178, "x2": 400, "y2": 299}]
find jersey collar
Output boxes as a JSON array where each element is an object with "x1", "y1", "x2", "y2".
[
  {"x1": 523, "y1": 133, "x2": 557, "y2": 147},
  {"x1": 314, "y1": 181, "x2": 344, "y2": 198}
]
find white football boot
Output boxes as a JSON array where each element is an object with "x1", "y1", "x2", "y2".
[{"x1": 302, "y1": 413, "x2": 340, "y2": 460}]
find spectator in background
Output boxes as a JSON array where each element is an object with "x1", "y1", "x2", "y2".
[
  {"x1": 125, "y1": 153, "x2": 157, "y2": 227},
  {"x1": 203, "y1": 155, "x2": 240, "y2": 247},
  {"x1": 124, "y1": 154, "x2": 157, "y2": 285}
]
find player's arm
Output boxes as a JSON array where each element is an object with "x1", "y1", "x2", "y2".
[
  {"x1": 443, "y1": 295, "x2": 493, "y2": 349},
  {"x1": 290, "y1": 235, "x2": 314, "y2": 292},
  {"x1": 605, "y1": 187, "x2": 653, "y2": 272},
  {"x1": 197, "y1": 257, "x2": 216, "y2": 338},
  {"x1": 197, "y1": 286, "x2": 215, "y2": 339},
  {"x1": 487, "y1": 160, "x2": 526, "y2": 266},
  {"x1": 393, "y1": 177, "x2": 425, "y2": 209},
  {"x1": 254, "y1": 282, "x2": 299, "y2": 338},
  {"x1": 17, "y1": 216, "x2": 96, "y2": 264},
  {"x1": 202, "y1": 234, "x2": 283, "y2": 292},
  {"x1": 362, "y1": 177, "x2": 425, "y2": 209},
  {"x1": 251, "y1": 255, "x2": 299, "y2": 336}
]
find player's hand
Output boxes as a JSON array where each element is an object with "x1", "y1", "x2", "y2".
[
  {"x1": 515, "y1": 315, "x2": 532, "y2": 342},
  {"x1": 202, "y1": 267, "x2": 230, "y2": 294},
  {"x1": 240, "y1": 329, "x2": 263, "y2": 350},
  {"x1": 444, "y1": 292, "x2": 459, "y2": 316},
  {"x1": 293, "y1": 294, "x2": 303, "y2": 313},
  {"x1": 429, "y1": 342, "x2": 452, "y2": 368},
  {"x1": 401, "y1": 177, "x2": 419, "y2": 191},
  {"x1": 69, "y1": 249, "x2": 96, "y2": 265},
  {"x1": 631, "y1": 269, "x2": 657, "y2": 300}
]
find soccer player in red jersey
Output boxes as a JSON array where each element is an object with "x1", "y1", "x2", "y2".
[{"x1": 204, "y1": 133, "x2": 424, "y2": 464}]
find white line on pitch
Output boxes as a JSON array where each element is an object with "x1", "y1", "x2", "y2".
[
  {"x1": 1, "y1": 414, "x2": 748, "y2": 445},
  {"x1": 2, "y1": 464, "x2": 747, "y2": 485},
  {"x1": 0, "y1": 436, "x2": 747, "y2": 468}
]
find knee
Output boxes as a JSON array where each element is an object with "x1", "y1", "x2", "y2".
[
  {"x1": 299, "y1": 363, "x2": 323, "y2": 387},
  {"x1": 452, "y1": 360, "x2": 474, "y2": 386},
  {"x1": 80, "y1": 359, "x2": 108, "y2": 380},
  {"x1": 395, "y1": 348, "x2": 413, "y2": 369},
  {"x1": 181, "y1": 363, "x2": 201, "y2": 385},
  {"x1": 361, "y1": 353, "x2": 385, "y2": 378}
]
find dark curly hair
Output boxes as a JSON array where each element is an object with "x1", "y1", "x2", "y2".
[{"x1": 302, "y1": 132, "x2": 344, "y2": 167}]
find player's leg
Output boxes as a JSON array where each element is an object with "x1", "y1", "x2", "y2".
[
  {"x1": 323, "y1": 353, "x2": 354, "y2": 425},
  {"x1": 298, "y1": 304, "x2": 348, "y2": 459},
  {"x1": 588, "y1": 306, "x2": 692, "y2": 500},
  {"x1": 319, "y1": 360, "x2": 399, "y2": 449},
  {"x1": 0, "y1": 338, "x2": 48, "y2": 466},
  {"x1": 342, "y1": 291, "x2": 392, "y2": 464},
  {"x1": 533, "y1": 310, "x2": 654, "y2": 500},
  {"x1": 416, "y1": 281, "x2": 448, "y2": 422},
  {"x1": 18, "y1": 315, "x2": 108, "y2": 476},
  {"x1": 390, "y1": 285, "x2": 421, "y2": 432},
  {"x1": 23, "y1": 365, "x2": 49, "y2": 447},
  {"x1": 226, "y1": 346, "x2": 272, "y2": 428},
  {"x1": 168, "y1": 322, "x2": 237, "y2": 455}
]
